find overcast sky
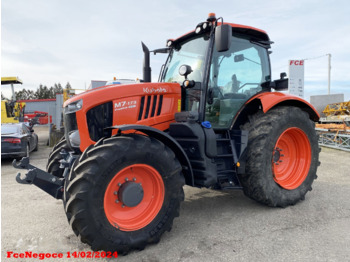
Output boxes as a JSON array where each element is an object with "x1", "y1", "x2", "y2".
[{"x1": 1, "y1": 0, "x2": 350, "y2": 101}]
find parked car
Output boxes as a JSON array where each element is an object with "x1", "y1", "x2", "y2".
[{"x1": 1, "y1": 123, "x2": 38, "y2": 159}]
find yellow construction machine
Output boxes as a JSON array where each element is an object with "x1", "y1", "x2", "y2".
[{"x1": 1, "y1": 77, "x2": 26, "y2": 123}]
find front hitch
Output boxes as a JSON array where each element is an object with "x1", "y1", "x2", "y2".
[{"x1": 13, "y1": 157, "x2": 64, "y2": 199}]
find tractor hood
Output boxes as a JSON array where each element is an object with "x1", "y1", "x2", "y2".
[
  {"x1": 64, "y1": 82, "x2": 181, "y2": 110},
  {"x1": 63, "y1": 82, "x2": 182, "y2": 151}
]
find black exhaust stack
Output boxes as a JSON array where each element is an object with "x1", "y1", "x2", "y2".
[{"x1": 142, "y1": 42, "x2": 151, "y2": 82}]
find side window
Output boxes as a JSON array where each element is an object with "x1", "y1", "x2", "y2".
[
  {"x1": 216, "y1": 47, "x2": 262, "y2": 94},
  {"x1": 205, "y1": 36, "x2": 270, "y2": 129}
]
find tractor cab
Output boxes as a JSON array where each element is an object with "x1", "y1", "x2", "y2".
[{"x1": 160, "y1": 14, "x2": 273, "y2": 129}]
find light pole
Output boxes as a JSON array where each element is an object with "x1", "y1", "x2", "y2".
[{"x1": 327, "y1": 53, "x2": 331, "y2": 95}]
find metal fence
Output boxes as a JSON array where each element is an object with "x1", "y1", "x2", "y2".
[{"x1": 316, "y1": 128, "x2": 350, "y2": 152}]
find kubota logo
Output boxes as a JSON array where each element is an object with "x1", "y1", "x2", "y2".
[{"x1": 143, "y1": 87, "x2": 167, "y2": 94}]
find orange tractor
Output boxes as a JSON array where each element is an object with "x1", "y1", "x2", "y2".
[{"x1": 14, "y1": 14, "x2": 320, "y2": 254}]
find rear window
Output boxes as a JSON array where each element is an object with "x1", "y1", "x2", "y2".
[{"x1": 1, "y1": 125, "x2": 19, "y2": 135}]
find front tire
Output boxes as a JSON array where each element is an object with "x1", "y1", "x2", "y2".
[
  {"x1": 46, "y1": 139, "x2": 70, "y2": 178},
  {"x1": 240, "y1": 106, "x2": 320, "y2": 207},
  {"x1": 64, "y1": 134, "x2": 184, "y2": 254}
]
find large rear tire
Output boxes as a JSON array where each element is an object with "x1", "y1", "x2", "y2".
[
  {"x1": 64, "y1": 134, "x2": 184, "y2": 254},
  {"x1": 240, "y1": 106, "x2": 320, "y2": 207},
  {"x1": 46, "y1": 138, "x2": 70, "y2": 178}
]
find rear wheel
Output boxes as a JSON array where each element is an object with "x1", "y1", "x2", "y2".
[
  {"x1": 46, "y1": 138, "x2": 70, "y2": 178},
  {"x1": 64, "y1": 134, "x2": 184, "y2": 254},
  {"x1": 240, "y1": 106, "x2": 320, "y2": 207}
]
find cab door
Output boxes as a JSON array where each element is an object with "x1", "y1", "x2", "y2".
[{"x1": 205, "y1": 35, "x2": 271, "y2": 129}]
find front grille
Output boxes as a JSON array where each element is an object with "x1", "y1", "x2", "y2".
[
  {"x1": 138, "y1": 95, "x2": 163, "y2": 121},
  {"x1": 87, "y1": 102, "x2": 113, "y2": 142}
]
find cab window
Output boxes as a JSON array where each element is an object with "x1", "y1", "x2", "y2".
[{"x1": 205, "y1": 35, "x2": 270, "y2": 129}]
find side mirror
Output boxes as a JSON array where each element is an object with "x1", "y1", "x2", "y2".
[{"x1": 215, "y1": 24, "x2": 232, "y2": 52}]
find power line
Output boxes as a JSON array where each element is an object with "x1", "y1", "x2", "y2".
[
  {"x1": 302, "y1": 54, "x2": 329, "y2": 61},
  {"x1": 274, "y1": 53, "x2": 330, "y2": 70}
]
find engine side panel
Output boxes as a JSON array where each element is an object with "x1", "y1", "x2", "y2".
[{"x1": 65, "y1": 83, "x2": 181, "y2": 152}]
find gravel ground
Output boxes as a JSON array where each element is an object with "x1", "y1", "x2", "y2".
[{"x1": 1, "y1": 126, "x2": 350, "y2": 262}]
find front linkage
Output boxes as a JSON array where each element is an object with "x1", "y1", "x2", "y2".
[{"x1": 13, "y1": 152, "x2": 77, "y2": 200}]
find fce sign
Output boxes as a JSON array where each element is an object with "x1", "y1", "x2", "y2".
[
  {"x1": 288, "y1": 60, "x2": 305, "y2": 98},
  {"x1": 290, "y1": 60, "x2": 304, "y2": 66}
]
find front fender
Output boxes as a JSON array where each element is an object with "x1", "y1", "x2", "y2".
[{"x1": 108, "y1": 124, "x2": 194, "y2": 186}]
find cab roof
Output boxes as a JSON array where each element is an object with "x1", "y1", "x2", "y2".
[{"x1": 172, "y1": 22, "x2": 270, "y2": 45}]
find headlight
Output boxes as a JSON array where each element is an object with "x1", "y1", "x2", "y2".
[
  {"x1": 195, "y1": 26, "x2": 202, "y2": 34},
  {"x1": 69, "y1": 130, "x2": 80, "y2": 148},
  {"x1": 166, "y1": 40, "x2": 173, "y2": 47},
  {"x1": 65, "y1": 99, "x2": 83, "y2": 114},
  {"x1": 195, "y1": 21, "x2": 211, "y2": 35}
]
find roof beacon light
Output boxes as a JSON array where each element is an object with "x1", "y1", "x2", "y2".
[{"x1": 207, "y1": 13, "x2": 216, "y2": 22}]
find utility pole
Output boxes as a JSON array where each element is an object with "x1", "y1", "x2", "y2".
[{"x1": 327, "y1": 53, "x2": 331, "y2": 94}]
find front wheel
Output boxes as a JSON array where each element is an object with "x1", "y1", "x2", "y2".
[
  {"x1": 240, "y1": 106, "x2": 320, "y2": 207},
  {"x1": 64, "y1": 134, "x2": 184, "y2": 254},
  {"x1": 46, "y1": 138, "x2": 70, "y2": 178}
]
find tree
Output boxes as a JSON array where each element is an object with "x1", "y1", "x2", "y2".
[
  {"x1": 65, "y1": 82, "x2": 72, "y2": 91},
  {"x1": 53, "y1": 83, "x2": 63, "y2": 95},
  {"x1": 35, "y1": 84, "x2": 51, "y2": 99},
  {"x1": 15, "y1": 88, "x2": 35, "y2": 100},
  {"x1": 11, "y1": 82, "x2": 72, "y2": 100}
]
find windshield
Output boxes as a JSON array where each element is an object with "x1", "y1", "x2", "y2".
[
  {"x1": 1, "y1": 125, "x2": 19, "y2": 135},
  {"x1": 161, "y1": 35, "x2": 210, "y2": 111},
  {"x1": 161, "y1": 36, "x2": 210, "y2": 84}
]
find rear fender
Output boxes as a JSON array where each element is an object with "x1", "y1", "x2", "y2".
[
  {"x1": 253, "y1": 92, "x2": 320, "y2": 121},
  {"x1": 108, "y1": 125, "x2": 194, "y2": 186},
  {"x1": 233, "y1": 92, "x2": 319, "y2": 174},
  {"x1": 233, "y1": 92, "x2": 319, "y2": 129}
]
